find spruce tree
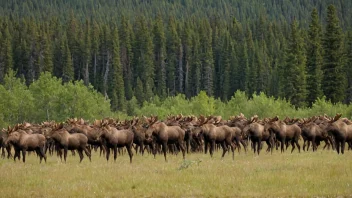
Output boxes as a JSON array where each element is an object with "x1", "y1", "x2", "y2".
[
  {"x1": 345, "y1": 31, "x2": 352, "y2": 103},
  {"x1": 166, "y1": 16, "x2": 180, "y2": 96},
  {"x1": 0, "y1": 21, "x2": 13, "y2": 83},
  {"x1": 322, "y1": 5, "x2": 346, "y2": 103},
  {"x1": 62, "y1": 35, "x2": 74, "y2": 83},
  {"x1": 153, "y1": 14, "x2": 167, "y2": 98},
  {"x1": 119, "y1": 16, "x2": 134, "y2": 100},
  {"x1": 283, "y1": 19, "x2": 307, "y2": 107},
  {"x1": 306, "y1": 8, "x2": 323, "y2": 106}
]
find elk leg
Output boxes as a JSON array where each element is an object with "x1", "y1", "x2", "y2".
[
  {"x1": 78, "y1": 149, "x2": 84, "y2": 163},
  {"x1": 40, "y1": 146, "x2": 47, "y2": 163},
  {"x1": 63, "y1": 148, "x2": 68, "y2": 163},
  {"x1": 1, "y1": 147, "x2": 5, "y2": 158},
  {"x1": 240, "y1": 139, "x2": 247, "y2": 153},
  {"x1": 83, "y1": 147, "x2": 91, "y2": 162},
  {"x1": 113, "y1": 146, "x2": 118, "y2": 161},
  {"x1": 210, "y1": 141, "x2": 215, "y2": 158},
  {"x1": 220, "y1": 142, "x2": 227, "y2": 158},
  {"x1": 335, "y1": 141, "x2": 340, "y2": 154},
  {"x1": 341, "y1": 140, "x2": 346, "y2": 154},
  {"x1": 204, "y1": 141, "x2": 208, "y2": 154},
  {"x1": 177, "y1": 141, "x2": 186, "y2": 160},
  {"x1": 6, "y1": 145, "x2": 12, "y2": 159},
  {"x1": 22, "y1": 149, "x2": 26, "y2": 163},
  {"x1": 106, "y1": 147, "x2": 110, "y2": 161},
  {"x1": 290, "y1": 140, "x2": 295, "y2": 153},
  {"x1": 140, "y1": 142, "x2": 145, "y2": 156},
  {"x1": 126, "y1": 143, "x2": 133, "y2": 163},
  {"x1": 162, "y1": 142, "x2": 168, "y2": 162}
]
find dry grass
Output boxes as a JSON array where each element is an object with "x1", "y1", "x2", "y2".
[{"x1": 0, "y1": 148, "x2": 351, "y2": 197}]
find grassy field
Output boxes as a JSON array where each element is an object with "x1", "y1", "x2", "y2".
[{"x1": 0, "y1": 148, "x2": 351, "y2": 197}]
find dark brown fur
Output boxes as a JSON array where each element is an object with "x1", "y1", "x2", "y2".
[{"x1": 5, "y1": 130, "x2": 46, "y2": 163}]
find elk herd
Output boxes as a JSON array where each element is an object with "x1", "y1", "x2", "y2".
[{"x1": 0, "y1": 113, "x2": 351, "y2": 163}]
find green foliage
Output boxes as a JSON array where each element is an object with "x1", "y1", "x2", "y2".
[
  {"x1": 322, "y1": 5, "x2": 347, "y2": 103},
  {"x1": 307, "y1": 9, "x2": 323, "y2": 106}
]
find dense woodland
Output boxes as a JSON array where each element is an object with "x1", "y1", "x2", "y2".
[{"x1": 0, "y1": 0, "x2": 352, "y2": 125}]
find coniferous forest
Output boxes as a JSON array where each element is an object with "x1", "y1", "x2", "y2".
[{"x1": 0, "y1": 0, "x2": 352, "y2": 126}]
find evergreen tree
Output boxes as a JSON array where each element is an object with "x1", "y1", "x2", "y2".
[
  {"x1": 109, "y1": 26, "x2": 125, "y2": 111},
  {"x1": 345, "y1": 31, "x2": 352, "y2": 103},
  {"x1": 283, "y1": 19, "x2": 307, "y2": 107},
  {"x1": 62, "y1": 34, "x2": 74, "y2": 83},
  {"x1": 190, "y1": 30, "x2": 201, "y2": 97},
  {"x1": 306, "y1": 8, "x2": 323, "y2": 106},
  {"x1": 153, "y1": 14, "x2": 167, "y2": 98},
  {"x1": 0, "y1": 20, "x2": 13, "y2": 83},
  {"x1": 119, "y1": 16, "x2": 134, "y2": 100},
  {"x1": 322, "y1": 5, "x2": 346, "y2": 103},
  {"x1": 133, "y1": 16, "x2": 154, "y2": 101},
  {"x1": 199, "y1": 20, "x2": 214, "y2": 96},
  {"x1": 166, "y1": 16, "x2": 180, "y2": 96}
]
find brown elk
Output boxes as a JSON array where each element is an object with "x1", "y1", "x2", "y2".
[
  {"x1": 5, "y1": 127, "x2": 47, "y2": 163},
  {"x1": 131, "y1": 117, "x2": 153, "y2": 155},
  {"x1": 242, "y1": 116, "x2": 273, "y2": 155},
  {"x1": 99, "y1": 121, "x2": 134, "y2": 163},
  {"x1": 47, "y1": 123, "x2": 91, "y2": 163},
  {"x1": 66, "y1": 118, "x2": 105, "y2": 156},
  {"x1": 0, "y1": 128, "x2": 11, "y2": 159},
  {"x1": 326, "y1": 114, "x2": 352, "y2": 154},
  {"x1": 145, "y1": 116, "x2": 186, "y2": 162},
  {"x1": 299, "y1": 117, "x2": 331, "y2": 152},
  {"x1": 192, "y1": 116, "x2": 234, "y2": 159},
  {"x1": 267, "y1": 116, "x2": 301, "y2": 153}
]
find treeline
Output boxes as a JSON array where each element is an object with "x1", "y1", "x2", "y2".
[
  {"x1": 1, "y1": 0, "x2": 352, "y2": 28},
  {"x1": 0, "y1": 1, "x2": 351, "y2": 114},
  {"x1": 1, "y1": 70, "x2": 351, "y2": 128}
]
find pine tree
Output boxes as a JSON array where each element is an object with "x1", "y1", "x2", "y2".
[
  {"x1": 41, "y1": 32, "x2": 53, "y2": 74},
  {"x1": 322, "y1": 5, "x2": 347, "y2": 103},
  {"x1": 190, "y1": 30, "x2": 201, "y2": 97},
  {"x1": 166, "y1": 16, "x2": 180, "y2": 96},
  {"x1": 119, "y1": 16, "x2": 134, "y2": 100},
  {"x1": 153, "y1": 14, "x2": 167, "y2": 98},
  {"x1": 133, "y1": 16, "x2": 154, "y2": 101},
  {"x1": 62, "y1": 34, "x2": 74, "y2": 83},
  {"x1": 90, "y1": 20, "x2": 100, "y2": 89},
  {"x1": 109, "y1": 26, "x2": 125, "y2": 111},
  {"x1": 82, "y1": 19, "x2": 91, "y2": 86},
  {"x1": 283, "y1": 19, "x2": 307, "y2": 107},
  {"x1": 182, "y1": 21, "x2": 193, "y2": 98},
  {"x1": 345, "y1": 31, "x2": 352, "y2": 103},
  {"x1": 199, "y1": 20, "x2": 214, "y2": 96},
  {"x1": 0, "y1": 20, "x2": 13, "y2": 83},
  {"x1": 306, "y1": 8, "x2": 323, "y2": 106},
  {"x1": 245, "y1": 28, "x2": 257, "y2": 96}
]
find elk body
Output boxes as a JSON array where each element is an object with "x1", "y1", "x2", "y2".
[
  {"x1": 243, "y1": 122, "x2": 273, "y2": 155},
  {"x1": 48, "y1": 127, "x2": 91, "y2": 163},
  {"x1": 195, "y1": 124, "x2": 235, "y2": 159},
  {"x1": 100, "y1": 125, "x2": 134, "y2": 163},
  {"x1": 268, "y1": 119, "x2": 301, "y2": 153},
  {"x1": 0, "y1": 130, "x2": 11, "y2": 159},
  {"x1": 300, "y1": 121, "x2": 330, "y2": 152},
  {"x1": 5, "y1": 130, "x2": 46, "y2": 163},
  {"x1": 145, "y1": 117, "x2": 186, "y2": 162},
  {"x1": 326, "y1": 114, "x2": 352, "y2": 154}
]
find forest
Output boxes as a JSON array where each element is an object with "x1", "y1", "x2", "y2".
[{"x1": 0, "y1": 0, "x2": 351, "y2": 126}]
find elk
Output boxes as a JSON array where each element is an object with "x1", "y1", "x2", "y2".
[
  {"x1": 192, "y1": 116, "x2": 235, "y2": 159},
  {"x1": 326, "y1": 114, "x2": 352, "y2": 154},
  {"x1": 99, "y1": 121, "x2": 134, "y2": 163},
  {"x1": 145, "y1": 116, "x2": 186, "y2": 162},
  {"x1": 47, "y1": 123, "x2": 91, "y2": 163},
  {"x1": 5, "y1": 126, "x2": 47, "y2": 163},
  {"x1": 267, "y1": 116, "x2": 301, "y2": 153}
]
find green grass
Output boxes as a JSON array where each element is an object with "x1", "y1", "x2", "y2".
[{"x1": 0, "y1": 148, "x2": 351, "y2": 197}]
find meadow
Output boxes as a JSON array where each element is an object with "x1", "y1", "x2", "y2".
[{"x1": 0, "y1": 148, "x2": 351, "y2": 197}]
